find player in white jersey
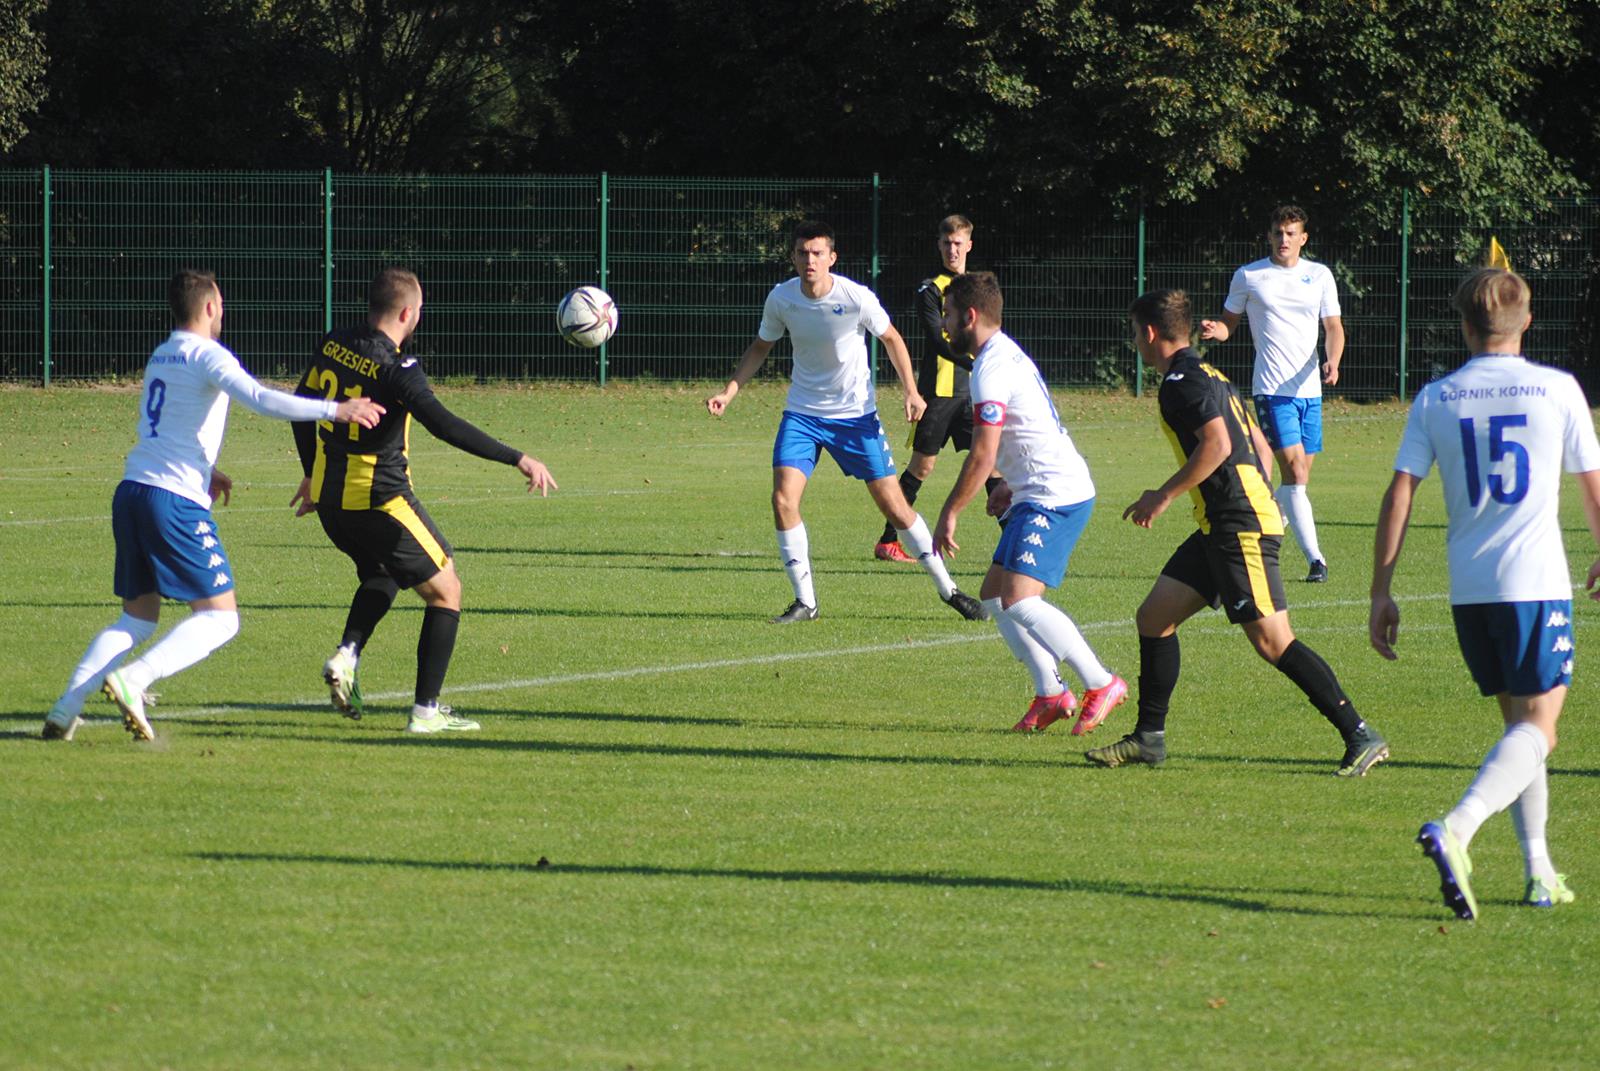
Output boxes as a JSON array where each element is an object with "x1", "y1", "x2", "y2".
[
  {"x1": 1201, "y1": 205, "x2": 1344, "y2": 582},
  {"x1": 42, "y1": 270, "x2": 382, "y2": 741},
  {"x1": 706, "y1": 220, "x2": 985, "y2": 623},
  {"x1": 1370, "y1": 268, "x2": 1600, "y2": 919},
  {"x1": 932, "y1": 272, "x2": 1128, "y2": 733}
]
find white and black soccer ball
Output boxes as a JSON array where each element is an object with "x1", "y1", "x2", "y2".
[{"x1": 556, "y1": 285, "x2": 618, "y2": 348}]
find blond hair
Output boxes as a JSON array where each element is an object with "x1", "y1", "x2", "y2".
[{"x1": 1453, "y1": 268, "x2": 1530, "y2": 339}]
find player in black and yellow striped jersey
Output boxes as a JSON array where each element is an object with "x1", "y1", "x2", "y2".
[
  {"x1": 1085, "y1": 288, "x2": 1388, "y2": 776},
  {"x1": 290, "y1": 267, "x2": 557, "y2": 734},
  {"x1": 873, "y1": 215, "x2": 1002, "y2": 561}
]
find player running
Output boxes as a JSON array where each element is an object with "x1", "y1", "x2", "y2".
[
  {"x1": 291, "y1": 268, "x2": 556, "y2": 734},
  {"x1": 43, "y1": 269, "x2": 384, "y2": 741},
  {"x1": 874, "y1": 214, "x2": 1001, "y2": 562},
  {"x1": 933, "y1": 272, "x2": 1128, "y2": 733},
  {"x1": 706, "y1": 220, "x2": 984, "y2": 624},
  {"x1": 1088, "y1": 288, "x2": 1387, "y2": 774},
  {"x1": 1371, "y1": 267, "x2": 1600, "y2": 919}
]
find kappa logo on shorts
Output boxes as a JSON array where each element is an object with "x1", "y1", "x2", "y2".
[
  {"x1": 206, "y1": 553, "x2": 224, "y2": 568},
  {"x1": 194, "y1": 521, "x2": 212, "y2": 535},
  {"x1": 1547, "y1": 610, "x2": 1571, "y2": 627},
  {"x1": 1017, "y1": 551, "x2": 1038, "y2": 566},
  {"x1": 1028, "y1": 514, "x2": 1051, "y2": 530},
  {"x1": 1553, "y1": 635, "x2": 1574, "y2": 654},
  {"x1": 201, "y1": 536, "x2": 218, "y2": 549},
  {"x1": 1563, "y1": 658, "x2": 1574, "y2": 676},
  {"x1": 212, "y1": 571, "x2": 230, "y2": 587},
  {"x1": 1023, "y1": 532, "x2": 1045, "y2": 547}
]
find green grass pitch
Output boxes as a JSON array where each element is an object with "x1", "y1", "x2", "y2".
[{"x1": 2, "y1": 382, "x2": 1598, "y2": 1069}]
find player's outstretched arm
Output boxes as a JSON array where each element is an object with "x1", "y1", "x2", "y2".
[
  {"x1": 515, "y1": 454, "x2": 558, "y2": 497},
  {"x1": 1198, "y1": 310, "x2": 1241, "y2": 343},
  {"x1": 876, "y1": 324, "x2": 925, "y2": 422},
  {"x1": 707, "y1": 337, "x2": 774, "y2": 415},
  {"x1": 1369, "y1": 471, "x2": 1420, "y2": 659}
]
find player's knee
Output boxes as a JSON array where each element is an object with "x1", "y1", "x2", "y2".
[{"x1": 909, "y1": 455, "x2": 936, "y2": 479}]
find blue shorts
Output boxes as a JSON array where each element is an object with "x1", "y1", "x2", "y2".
[
  {"x1": 992, "y1": 499, "x2": 1094, "y2": 587},
  {"x1": 773, "y1": 410, "x2": 896, "y2": 482},
  {"x1": 1451, "y1": 600, "x2": 1574, "y2": 697},
  {"x1": 112, "y1": 480, "x2": 236, "y2": 602},
  {"x1": 1253, "y1": 395, "x2": 1323, "y2": 455}
]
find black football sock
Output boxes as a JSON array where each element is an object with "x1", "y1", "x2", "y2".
[
  {"x1": 1135, "y1": 633, "x2": 1179, "y2": 736},
  {"x1": 414, "y1": 606, "x2": 461, "y2": 706},
  {"x1": 1274, "y1": 639, "x2": 1365, "y2": 739},
  {"x1": 881, "y1": 472, "x2": 924, "y2": 544},
  {"x1": 340, "y1": 576, "x2": 401, "y2": 653}
]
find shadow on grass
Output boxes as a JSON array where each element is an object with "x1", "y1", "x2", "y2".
[
  {"x1": 183, "y1": 727, "x2": 1076, "y2": 769},
  {"x1": 189, "y1": 849, "x2": 1429, "y2": 919}
]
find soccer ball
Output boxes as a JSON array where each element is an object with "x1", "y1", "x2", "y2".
[{"x1": 556, "y1": 285, "x2": 618, "y2": 348}]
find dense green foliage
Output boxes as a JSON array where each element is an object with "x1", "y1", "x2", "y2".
[
  {"x1": 4, "y1": 384, "x2": 1600, "y2": 1068},
  {"x1": 4, "y1": 1, "x2": 1597, "y2": 236}
]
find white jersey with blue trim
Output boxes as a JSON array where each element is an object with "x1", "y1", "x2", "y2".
[
  {"x1": 123, "y1": 330, "x2": 336, "y2": 508},
  {"x1": 1394, "y1": 354, "x2": 1600, "y2": 604},
  {"x1": 758, "y1": 275, "x2": 890, "y2": 419},
  {"x1": 1224, "y1": 256, "x2": 1340, "y2": 399},
  {"x1": 969, "y1": 330, "x2": 1094, "y2": 509}
]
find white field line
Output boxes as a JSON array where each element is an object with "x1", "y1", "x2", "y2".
[{"x1": 25, "y1": 592, "x2": 1455, "y2": 729}]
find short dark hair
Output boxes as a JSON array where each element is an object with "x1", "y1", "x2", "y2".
[
  {"x1": 1268, "y1": 204, "x2": 1309, "y2": 231},
  {"x1": 792, "y1": 220, "x2": 836, "y2": 252},
  {"x1": 1454, "y1": 268, "x2": 1531, "y2": 339},
  {"x1": 946, "y1": 271, "x2": 1003, "y2": 326},
  {"x1": 939, "y1": 214, "x2": 974, "y2": 237},
  {"x1": 169, "y1": 269, "x2": 218, "y2": 323},
  {"x1": 1129, "y1": 288, "x2": 1193, "y2": 342},
  {"x1": 368, "y1": 267, "x2": 421, "y2": 316}
]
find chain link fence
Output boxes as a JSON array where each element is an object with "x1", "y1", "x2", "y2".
[{"x1": 3, "y1": 169, "x2": 1598, "y2": 398}]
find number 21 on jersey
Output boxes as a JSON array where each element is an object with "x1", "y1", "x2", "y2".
[{"x1": 305, "y1": 367, "x2": 365, "y2": 440}]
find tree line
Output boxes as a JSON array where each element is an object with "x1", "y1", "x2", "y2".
[{"x1": 3, "y1": 0, "x2": 1599, "y2": 238}]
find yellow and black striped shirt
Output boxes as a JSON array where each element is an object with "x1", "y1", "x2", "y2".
[
  {"x1": 292, "y1": 326, "x2": 521, "y2": 511},
  {"x1": 1157, "y1": 349, "x2": 1283, "y2": 535},
  {"x1": 914, "y1": 270, "x2": 974, "y2": 398}
]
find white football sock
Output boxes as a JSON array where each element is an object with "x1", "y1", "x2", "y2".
[
  {"x1": 1003, "y1": 596, "x2": 1113, "y2": 691},
  {"x1": 984, "y1": 597, "x2": 1064, "y2": 697},
  {"x1": 896, "y1": 515, "x2": 956, "y2": 599},
  {"x1": 120, "y1": 610, "x2": 241, "y2": 690},
  {"x1": 1510, "y1": 762, "x2": 1558, "y2": 882},
  {"x1": 1447, "y1": 722, "x2": 1549, "y2": 848},
  {"x1": 775, "y1": 524, "x2": 815, "y2": 608},
  {"x1": 52, "y1": 612, "x2": 158, "y2": 716},
  {"x1": 1275, "y1": 483, "x2": 1324, "y2": 565}
]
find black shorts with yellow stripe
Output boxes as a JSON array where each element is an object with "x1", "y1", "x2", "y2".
[
  {"x1": 1161, "y1": 529, "x2": 1287, "y2": 624},
  {"x1": 907, "y1": 393, "x2": 974, "y2": 456},
  {"x1": 317, "y1": 493, "x2": 453, "y2": 589}
]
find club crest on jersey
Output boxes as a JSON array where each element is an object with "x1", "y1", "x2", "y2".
[
  {"x1": 977, "y1": 401, "x2": 1005, "y2": 426},
  {"x1": 831, "y1": 304, "x2": 844, "y2": 316},
  {"x1": 1301, "y1": 274, "x2": 1312, "y2": 284}
]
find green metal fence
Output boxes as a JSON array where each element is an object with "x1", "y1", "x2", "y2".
[{"x1": 3, "y1": 169, "x2": 1598, "y2": 398}]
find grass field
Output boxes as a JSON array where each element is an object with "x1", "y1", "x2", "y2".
[{"x1": 3, "y1": 381, "x2": 1599, "y2": 1070}]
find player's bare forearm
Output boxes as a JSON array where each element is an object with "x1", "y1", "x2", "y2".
[
  {"x1": 1322, "y1": 316, "x2": 1345, "y2": 384},
  {"x1": 943, "y1": 428, "x2": 1000, "y2": 519},
  {"x1": 1125, "y1": 423, "x2": 1227, "y2": 527},
  {"x1": 1575, "y1": 469, "x2": 1600, "y2": 596},
  {"x1": 1249, "y1": 421, "x2": 1277, "y2": 484},
  {"x1": 1370, "y1": 473, "x2": 1417, "y2": 598},
  {"x1": 1199, "y1": 311, "x2": 1240, "y2": 343},
  {"x1": 707, "y1": 338, "x2": 772, "y2": 414}
]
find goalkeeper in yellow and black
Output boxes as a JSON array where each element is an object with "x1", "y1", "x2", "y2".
[{"x1": 874, "y1": 214, "x2": 1003, "y2": 562}]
